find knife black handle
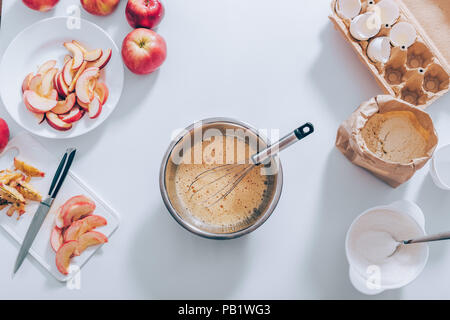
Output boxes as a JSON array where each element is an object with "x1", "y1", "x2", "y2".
[{"x1": 48, "y1": 148, "x2": 76, "y2": 198}]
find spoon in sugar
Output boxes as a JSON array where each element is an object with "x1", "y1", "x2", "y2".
[{"x1": 388, "y1": 231, "x2": 450, "y2": 257}]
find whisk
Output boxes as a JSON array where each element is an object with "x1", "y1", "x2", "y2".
[{"x1": 188, "y1": 122, "x2": 314, "y2": 207}]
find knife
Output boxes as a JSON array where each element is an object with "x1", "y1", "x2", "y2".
[{"x1": 13, "y1": 148, "x2": 77, "y2": 274}]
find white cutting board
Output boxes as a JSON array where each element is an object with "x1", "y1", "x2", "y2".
[{"x1": 0, "y1": 132, "x2": 120, "y2": 282}]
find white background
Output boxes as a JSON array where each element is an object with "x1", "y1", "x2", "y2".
[{"x1": 0, "y1": 0, "x2": 450, "y2": 299}]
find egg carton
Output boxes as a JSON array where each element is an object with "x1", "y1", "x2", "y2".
[{"x1": 329, "y1": 0, "x2": 450, "y2": 108}]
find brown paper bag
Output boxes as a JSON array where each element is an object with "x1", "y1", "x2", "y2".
[{"x1": 336, "y1": 95, "x2": 438, "y2": 187}]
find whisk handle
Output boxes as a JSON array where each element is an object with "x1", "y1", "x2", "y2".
[{"x1": 251, "y1": 122, "x2": 314, "y2": 165}]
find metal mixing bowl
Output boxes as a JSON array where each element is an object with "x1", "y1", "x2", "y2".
[{"x1": 159, "y1": 117, "x2": 283, "y2": 239}]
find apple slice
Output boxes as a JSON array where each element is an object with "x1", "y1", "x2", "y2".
[
  {"x1": 23, "y1": 90, "x2": 57, "y2": 113},
  {"x1": 75, "y1": 231, "x2": 108, "y2": 256},
  {"x1": 77, "y1": 98, "x2": 90, "y2": 111},
  {"x1": 94, "y1": 83, "x2": 109, "y2": 105},
  {"x1": 50, "y1": 226, "x2": 63, "y2": 252},
  {"x1": 87, "y1": 48, "x2": 111, "y2": 69},
  {"x1": 59, "y1": 106, "x2": 84, "y2": 123},
  {"x1": 53, "y1": 71, "x2": 61, "y2": 94},
  {"x1": 64, "y1": 55, "x2": 71, "y2": 64},
  {"x1": 88, "y1": 96, "x2": 102, "y2": 119},
  {"x1": 84, "y1": 49, "x2": 102, "y2": 62},
  {"x1": 51, "y1": 93, "x2": 76, "y2": 114},
  {"x1": 68, "y1": 61, "x2": 87, "y2": 92},
  {"x1": 61, "y1": 195, "x2": 95, "y2": 227},
  {"x1": 64, "y1": 215, "x2": 107, "y2": 242},
  {"x1": 55, "y1": 73, "x2": 65, "y2": 98},
  {"x1": 62, "y1": 58, "x2": 75, "y2": 87},
  {"x1": 64, "y1": 42, "x2": 84, "y2": 69},
  {"x1": 46, "y1": 111, "x2": 73, "y2": 131},
  {"x1": 37, "y1": 60, "x2": 56, "y2": 75},
  {"x1": 22, "y1": 73, "x2": 34, "y2": 93},
  {"x1": 75, "y1": 67, "x2": 99, "y2": 104},
  {"x1": 47, "y1": 89, "x2": 58, "y2": 101},
  {"x1": 72, "y1": 40, "x2": 88, "y2": 54},
  {"x1": 62, "y1": 202, "x2": 96, "y2": 227},
  {"x1": 55, "y1": 207, "x2": 64, "y2": 229},
  {"x1": 55, "y1": 240, "x2": 78, "y2": 275},
  {"x1": 40, "y1": 68, "x2": 58, "y2": 97},
  {"x1": 61, "y1": 195, "x2": 95, "y2": 211},
  {"x1": 56, "y1": 73, "x2": 70, "y2": 97},
  {"x1": 29, "y1": 74, "x2": 42, "y2": 93},
  {"x1": 32, "y1": 111, "x2": 45, "y2": 124}
]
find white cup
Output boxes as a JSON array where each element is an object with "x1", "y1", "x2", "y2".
[
  {"x1": 345, "y1": 200, "x2": 429, "y2": 295},
  {"x1": 430, "y1": 144, "x2": 450, "y2": 190}
]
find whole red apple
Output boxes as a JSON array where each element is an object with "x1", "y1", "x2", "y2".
[
  {"x1": 121, "y1": 28, "x2": 167, "y2": 75},
  {"x1": 125, "y1": 0, "x2": 165, "y2": 29},
  {"x1": 80, "y1": 0, "x2": 120, "y2": 16},
  {"x1": 22, "y1": 0, "x2": 59, "y2": 12},
  {"x1": 0, "y1": 118, "x2": 10, "y2": 153}
]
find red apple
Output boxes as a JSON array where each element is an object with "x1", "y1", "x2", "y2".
[
  {"x1": 22, "y1": 0, "x2": 59, "y2": 12},
  {"x1": 80, "y1": 0, "x2": 120, "y2": 16},
  {"x1": 0, "y1": 119, "x2": 9, "y2": 153},
  {"x1": 121, "y1": 28, "x2": 166, "y2": 75},
  {"x1": 125, "y1": 0, "x2": 165, "y2": 29}
]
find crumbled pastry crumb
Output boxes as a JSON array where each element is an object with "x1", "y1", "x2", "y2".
[{"x1": 361, "y1": 111, "x2": 428, "y2": 163}]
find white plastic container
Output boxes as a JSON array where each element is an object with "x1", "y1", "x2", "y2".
[
  {"x1": 430, "y1": 144, "x2": 450, "y2": 190},
  {"x1": 345, "y1": 200, "x2": 429, "y2": 295}
]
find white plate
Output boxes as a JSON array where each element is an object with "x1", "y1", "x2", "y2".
[{"x1": 0, "y1": 17, "x2": 124, "y2": 139}]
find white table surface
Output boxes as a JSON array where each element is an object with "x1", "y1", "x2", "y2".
[{"x1": 0, "y1": 0, "x2": 450, "y2": 300}]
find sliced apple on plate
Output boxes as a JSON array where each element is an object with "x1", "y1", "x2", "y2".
[
  {"x1": 62, "y1": 58, "x2": 76, "y2": 87},
  {"x1": 77, "y1": 98, "x2": 90, "y2": 111},
  {"x1": 50, "y1": 226, "x2": 64, "y2": 252},
  {"x1": 68, "y1": 61, "x2": 87, "y2": 92},
  {"x1": 55, "y1": 240, "x2": 78, "y2": 275},
  {"x1": 88, "y1": 95, "x2": 102, "y2": 119},
  {"x1": 28, "y1": 74, "x2": 42, "y2": 93},
  {"x1": 75, "y1": 231, "x2": 108, "y2": 256},
  {"x1": 84, "y1": 49, "x2": 103, "y2": 62},
  {"x1": 72, "y1": 40, "x2": 88, "y2": 54},
  {"x1": 75, "y1": 67, "x2": 99, "y2": 104},
  {"x1": 59, "y1": 106, "x2": 84, "y2": 124},
  {"x1": 60, "y1": 195, "x2": 96, "y2": 227},
  {"x1": 55, "y1": 207, "x2": 64, "y2": 229},
  {"x1": 47, "y1": 89, "x2": 58, "y2": 101},
  {"x1": 51, "y1": 93, "x2": 76, "y2": 114},
  {"x1": 64, "y1": 215, "x2": 107, "y2": 242},
  {"x1": 23, "y1": 90, "x2": 57, "y2": 113},
  {"x1": 46, "y1": 111, "x2": 73, "y2": 131},
  {"x1": 87, "y1": 48, "x2": 111, "y2": 69},
  {"x1": 22, "y1": 73, "x2": 34, "y2": 93},
  {"x1": 39, "y1": 68, "x2": 58, "y2": 97},
  {"x1": 64, "y1": 42, "x2": 84, "y2": 70},
  {"x1": 37, "y1": 60, "x2": 56, "y2": 75},
  {"x1": 32, "y1": 112, "x2": 45, "y2": 124},
  {"x1": 94, "y1": 83, "x2": 109, "y2": 105},
  {"x1": 56, "y1": 73, "x2": 70, "y2": 98}
]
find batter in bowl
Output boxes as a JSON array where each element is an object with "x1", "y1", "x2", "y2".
[{"x1": 174, "y1": 135, "x2": 271, "y2": 228}]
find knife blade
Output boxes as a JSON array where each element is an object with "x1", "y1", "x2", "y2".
[{"x1": 13, "y1": 148, "x2": 76, "y2": 274}]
